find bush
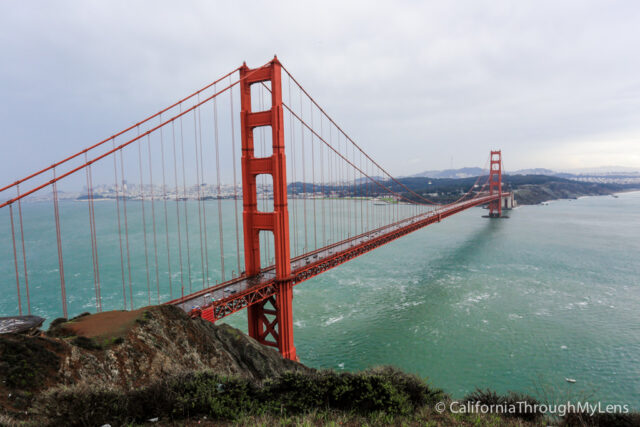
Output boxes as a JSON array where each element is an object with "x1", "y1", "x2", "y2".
[
  {"x1": 561, "y1": 411, "x2": 640, "y2": 427},
  {"x1": 36, "y1": 367, "x2": 443, "y2": 425},
  {"x1": 39, "y1": 386, "x2": 128, "y2": 426},
  {"x1": 261, "y1": 366, "x2": 444, "y2": 416},
  {"x1": 464, "y1": 388, "x2": 543, "y2": 422}
]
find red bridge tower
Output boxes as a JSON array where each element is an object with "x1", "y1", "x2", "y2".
[
  {"x1": 239, "y1": 57, "x2": 296, "y2": 360},
  {"x1": 488, "y1": 150, "x2": 503, "y2": 218}
]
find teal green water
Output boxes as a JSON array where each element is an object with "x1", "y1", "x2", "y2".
[
  {"x1": 1, "y1": 192, "x2": 639, "y2": 407},
  {"x1": 228, "y1": 192, "x2": 640, "y2": 407}
]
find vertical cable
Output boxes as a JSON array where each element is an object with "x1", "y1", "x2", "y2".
[
  {"x1": 179, "y1": 107, "x2": 193, "y2": 292},
  {"x1": 339, "y1": 135, "x2": 345, "y2": 240},
  {"x1": 310, "y1": 98, "x2": 317, "y2": 250},
  {"x1": 229, "y1": 78, "x2": 241, "y2": 275},
  {"x1": 112, "y1": 139, "x2": 128, "y2": 309},
  {"x1": 352, "y1": 143, "x2": 357, "y2": 237},
  {"x1": 52, "y1": 170, "x2": 68, "y2": 318},
  {"x1": 359, "y1": 149, "x2": 363, "y2": 235},
  {"x1": 159, "y1": 118, "x2": 173, "y2": 300},
  {"x1": 288, "y1": 77, "x2": 299, "y2": 257},
  {"x1": 87, "y1": 160, "x2": 102, "y2": 311},
  {"x1": 320, "y1": 115, "x2": 326, "y2": 246},
  {"x1": 123, "y1": 147, "x2": 136, "y2": 309},
  {"x1": 172, "y1": 120, "x2": 185, "y2": 299},
  {"x1": 214, "y1": 84, "x2": 226, "y2": 281},
  {"x1": 197, "y1": 95, "x2": 211, "y2": 285},
  {"x1": 9, "y1": 204, "x2": 22, "y2": 315},
  {"x1": 192, "y1": 104, "x2": 206, "y2": 289},
  {"x1": 16, "y1": 185, "x2": 30, "y2": 314},
  {"x1": 300, "y1": 88, "x2": 308, "y2": 252},
  {"x1": 137, "y1": 127, "x2": 151, "y2": 305},
  {"x1": 329, "y1": 124, "x2": 334, "y2": 245},
  {"x1": 147, "y1": 134, "x2": 161, "y2": 303},
  {"x1": 84, "y1": 153, "x2": 100, "y2": 312}
]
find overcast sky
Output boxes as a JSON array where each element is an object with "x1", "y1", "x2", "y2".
[{"x1": 1, "y1": 0, "x2": 639, "y2": 185}]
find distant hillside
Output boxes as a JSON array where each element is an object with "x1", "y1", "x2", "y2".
[
  {"x1": 410, "y1": 167, "x2": 485, "y2": 179},
  {"x1": 289, "y1": 173, "x2": 639, "y2": 205},
  {"x1": 411, "y1": 166, "x2": 640, "y2": 179},
  {"x1": 393, "y1": 174, "x2": 634, "y2": 204},
  {"x1": 511, "y1": 168, "x2": 556, "y2": 175}
]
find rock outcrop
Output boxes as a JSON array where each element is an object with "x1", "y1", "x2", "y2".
[
  {"x1": 513, "y1": 182, "x2": 616, "y2": 205},
  {"x1": 0, "y1": 305, "x2": 308, "y2": 415}
]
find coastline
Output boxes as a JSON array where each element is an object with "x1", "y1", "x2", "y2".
[{"x1": 512, "y1": 183, "x2": 640, "y2": 206}]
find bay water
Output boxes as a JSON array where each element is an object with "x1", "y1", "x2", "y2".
[{"x1": 1, "y1": 191, "x2": 638, "y2": 407}]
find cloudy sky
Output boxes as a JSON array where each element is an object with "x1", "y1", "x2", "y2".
[{"x1": 1, "y1": 0, "x2": 639, "y2": 184}]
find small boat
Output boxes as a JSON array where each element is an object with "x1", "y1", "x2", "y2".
[{"x1": 565, "y1": 378, "x2": 576, "y2": 383}]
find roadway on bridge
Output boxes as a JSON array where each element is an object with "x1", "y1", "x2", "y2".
[{"x1": 174, "y1": 194, "x2": 501, "y2": 316}]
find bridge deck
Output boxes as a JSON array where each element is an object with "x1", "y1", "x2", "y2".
[{"x1": 170, "y1": 193, "x2": 504, "y2": 321}]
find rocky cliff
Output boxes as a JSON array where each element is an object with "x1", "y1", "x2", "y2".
[
  {"x1": 513, "y1": 181, "x2": 618, "y2": 205},
  {"x1": 0, "y1": 305, "x2": 307, "y2": 416}
]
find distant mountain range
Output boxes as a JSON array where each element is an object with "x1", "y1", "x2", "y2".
[
  {"x1": 410, "y1": 166, "x2": 640, "y2": 179},
  {"x1": 410, "y1": 167, "x2": 486, "y2": 179}
]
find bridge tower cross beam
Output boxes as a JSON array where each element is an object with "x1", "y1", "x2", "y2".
[
  {"x1": 489, "y1": 150, "x2": 503, "y2": 218},
  {"x1": 239, "y1": 57, "x2": 296, "y2": 360}
]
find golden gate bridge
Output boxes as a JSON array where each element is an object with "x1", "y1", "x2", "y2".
[{"x1": 1, "y1": 57, "x2": 511, "y2": 360}]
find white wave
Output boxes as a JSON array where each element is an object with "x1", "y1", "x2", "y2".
[{"x1": 323, "y1": 315, "x2": 344, "y2": 326}]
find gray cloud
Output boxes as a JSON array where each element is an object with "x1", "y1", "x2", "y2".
[{"x1": 1, "y1": 0, "x2": 639, "y2": 185}]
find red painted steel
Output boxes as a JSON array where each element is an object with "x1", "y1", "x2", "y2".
[
  {"x1": 240, "y1": 57, "x2": 296, "y2": 360},
  {"x1": 489, "y1": 150, "x2": 503, "y2": 217}
]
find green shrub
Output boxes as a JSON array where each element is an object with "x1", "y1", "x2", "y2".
[
  {"x1": 257, "y1": 366, "x2": 442, "y2": 416},
  {"x1": 463, "y1": 388, "x2": 543, "y2": 422},
  {"x1": 39, "y1": 386, "x2": 128, "y2": 426},
  {"x1": 36, "y1": 367, "x2": 442, "y2": 424},
  {"x1": 561, "y1": 410, "x2": 640, "y2": 427},
  {"x1": 168, "y1": 372, "x2": 260, "y2": 419}
]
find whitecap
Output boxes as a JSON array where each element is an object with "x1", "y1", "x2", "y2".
[{"x1": 323, "y1": 315, "x2": 344, "y2": 326}]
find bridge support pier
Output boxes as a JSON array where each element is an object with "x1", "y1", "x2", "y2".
[
  {"x1": 246, "y1": 280, "x2": 295, "y2": 359},
  {"x1": 240, "y1": 57, "x2": 296, "y2": 361}
]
